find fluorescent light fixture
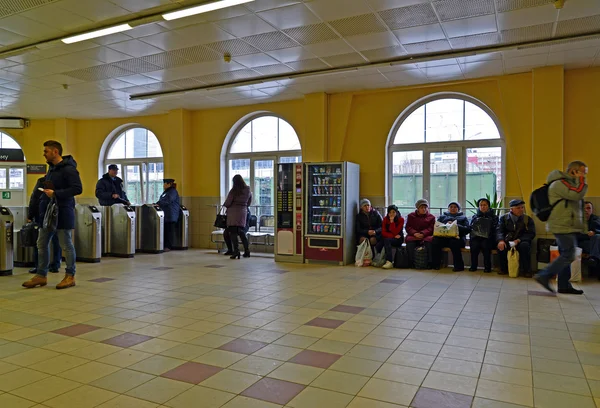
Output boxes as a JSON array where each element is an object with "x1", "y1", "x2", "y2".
[
  {"x1": 163, "y1": 0, "x2": 254, "y2": 21},
  {"x1": 61, "y1": 24, "x2": 132, "y2": 44}
]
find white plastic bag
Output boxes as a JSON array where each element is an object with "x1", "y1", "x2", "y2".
[
  {"x1": 434, "y1": 221, "x2": 458, "y2": 238},
  {"x1": 372, "y1": 248, "x2": 386, "y2": 268},
  {"x1": 570, "y1": 247, "x2": 583, "y2": 282},
  {"x1": 508, "y1": 247, "x2": 519, "y2": 278},
  {"x1": 355, "y1": 240, "x2": 373, "y2": 267}
]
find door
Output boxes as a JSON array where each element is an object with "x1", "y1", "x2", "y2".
[
  {"x1": 123, "y1": 164, "x2": 143, "y2": 205},
  {"x1": 252, "y1": 158, "x2": 275, "y2": 225}
]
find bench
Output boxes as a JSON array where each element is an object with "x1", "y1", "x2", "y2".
[{"x1": 210, "y1": 215, "x2": 275, "y2": 252}]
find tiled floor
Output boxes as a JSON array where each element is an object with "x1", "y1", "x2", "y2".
[{"x1": 1, "y1": 251, "x2": 600, "y2": 407}]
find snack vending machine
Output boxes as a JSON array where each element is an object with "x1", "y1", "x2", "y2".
[
  {"x1": 304, "y1": 162, "x2": 359, "y2": 265},
  {"x1": 274, "y1": 163, "x2": 304, "y2": 263}
]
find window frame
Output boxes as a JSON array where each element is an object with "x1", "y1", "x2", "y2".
[{"x1": 387, "y1": 94, "x2": 505, "y2": 210}]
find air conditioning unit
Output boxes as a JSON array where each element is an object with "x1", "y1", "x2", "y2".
[{"x1": 0, "y1": 118, "x2": 29, "y2": 129}]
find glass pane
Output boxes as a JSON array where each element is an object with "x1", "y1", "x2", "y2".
[
  {"x1": 0, "y1": 168, "x2": 6, "y2": 189},
  {"x1": 394, "y1": 106, "x2": 425, "y2": 144},
  {"x1": 130, "y1": 128, "x2": 148, "y2": 158},
  {"x1": 429, "y1": 151, "x2": 458, "y2": 211},
  {"x1": 254, "y1": 160, "x2": 274, "y2": 222},
  {"x1": 278, "y1": 119, "x2": 301, "y2": 151},
  {"x1": 466, "y1": 147, "x2": 502, "y2": 211},
  {"x1": 9, "y1": 168, "x2": 24, "y2": 189},
  {"x1": 145, "y1": 162, "x2": 164, "y2": 204},
  {"x1": 465, "y1": 101, "x2": 500, "y2": 140},
  {"x1": 107, "y1": 128, "x2": 163, "y2": 160},
  {"x1": 425, "y1": 99, "x2": 464, "y2": 143},
  {"x1": 392, "y1": 151, "x2": 423, "y2": 216},
  {"x1": 124, "y1": 165, "x2": 142, "y2": 205},
  {"x1": 147, "y1": 131, "x2": 163, "y2": 157},
  {"x1": 252, "y1": 116, "x2": 278, "y2": 152},
  {"x1": 230, "y1": 122, "x2": 252, "y2": 153},
  {"x1": 107, "y1": 134, "x2": 126, "y2": 159},
  {"x1": 228, "y1": 159, "x2": 250, "y2": 191},
  {"x1": 1, "y1": 133, "x2": 21, "y2": 149},
  {"x1": 279, "y1": 156, "x2": 302, "y2": 163},
  {"x1": 307, "y1": 164, "x2": 343, "y2": 236}
]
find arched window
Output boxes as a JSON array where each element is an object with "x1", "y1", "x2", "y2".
[
  {"x1": 0, "y1": 131, "x2": 27, "y2": 207},
  {"x1": 102, "y1": 127, "x2": 164, "y2": 205},
  {"x1": 226, "y1": 115, "x2": 301, "y2": 217},
  {"x1": 388, "y1": 96, "x2": 503, "y2": 215}
]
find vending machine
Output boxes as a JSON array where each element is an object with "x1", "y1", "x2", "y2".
[
  {"x1": 304, "y1": 162, "x2": 359, "y2": 265},
  {"x1": 274, "y1": 163, "x2": 304, "y2": 263}
]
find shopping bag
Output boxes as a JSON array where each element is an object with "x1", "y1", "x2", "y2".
[
  {"x1": 20, "y1": 222, "x2": 40, "y2": 247},
  {"x1": 355, "y1": 240, "x2": 373, "y2": 267},
  {"x1": 549, "y1": 245, "x2": 559, "y2": 262},
  {"x1": 434, "y1": 221, "x2": 458, "y2": 238},
  {"x1": 213, "y1": 208, "x2": 227, "y2": 229},
  {"x1": 570, "y1": 247, "x2": 583, "y2": 282},
  {"x1": 394, "y1": 247, "x2": 410, "y2": 268},
  {"x1": 471, "y1": 217, "x2": 492, "y2": 239},
  {"x1": 414, "y1": 245, "x2": 429, "y2": 269},
  {"x1": 508, "y1": 247, "x2": 519, "y2": 278},
  {"x1": 372, "y1": 248, "x2": 386, "y2": 268}
]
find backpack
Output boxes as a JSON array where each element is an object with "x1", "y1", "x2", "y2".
[{"x1": 530, "y1": 181, "x2": 564, "y2": 222}]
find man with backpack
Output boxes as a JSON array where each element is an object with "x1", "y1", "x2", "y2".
[
  {"x1": 497, "y1": 199, "x2": 536, "y2": 277},
  {"x1": 534, "y1": 161, "x2": 588, "y2": 294}
]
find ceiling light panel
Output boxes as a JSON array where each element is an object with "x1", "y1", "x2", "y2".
[
  {"x1": 163, "y1": 0, "x2": 255, "y2": 21},
  {"x1": 62, "y1": 24, "x2": 133, "y2": 44}
]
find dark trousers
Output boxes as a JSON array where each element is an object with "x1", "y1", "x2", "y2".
[
  {"x1": 499, "y1": 241, "x2": 531, "y2": 275},
  {"x1": 539, "y1": 233, "x2": 577, "y2": 290},
  {"x1": 470, "y1": 237, "x2": 493, "y2": 271},
  {"x1": 579, "y1": 235, "x2": 600, "y2": 259},
  {"x1": 376, "y1": 237, "x2": 404, "y2": 262},
  {"x1": 406, "y1": 241, "x2": 431, "y2": 268},
  {"x1": 164, "y1": 222, "x2": 175, "y2": 249},
  {"x1": 226, "y1": 226, "x2": 249, "y2": 254},
  {"x1": 432, "y1": 237, "x2": 465, "y2": 269}
]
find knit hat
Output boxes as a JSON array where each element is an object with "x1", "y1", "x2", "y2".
[
  {"x1": 415, "y1": 199, "x2": 429, "y2": 209},
  {"x1": 448, "y1": 201, "x2": 461, "y2": 211},
  {"x1": 509, "y1": 199, "x2": 525, "y2": 207},
  {"x1": 360, "y1": 198, "x2": 371, "y2": 208},
  {"x1": 477, "y1": 197, "x2": 491, "y2": 207}
]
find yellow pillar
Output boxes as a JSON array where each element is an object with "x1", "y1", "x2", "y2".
[
  {"x1": 302, "y1": 93, "x2": 328, "y2": 162},
  {"x1": 166, "y1": 109, "x2": 192, "y2": 197},
  {"x1": 532, "y1": 66, "x2": 564, "y2": 186}
]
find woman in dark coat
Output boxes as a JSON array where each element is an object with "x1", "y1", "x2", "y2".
[
  {"x1": 405, "y1": 199, "x2": 436, "y2": 268},
  {"x1": 223, "y1": 174, "x2": 252, "y2": 259},
  {"x1": 431, "y1": 201, "x2": 471, "y2": 271},
  {"x1": 157, "y1": 179, "x2": 180, "y2": 251},
  {"x1": 469, "y1": 197, "x2": 499, "y2": 273}
]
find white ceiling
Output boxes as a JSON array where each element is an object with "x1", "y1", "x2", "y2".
[{"x1": 0, "y1": 0, "x2": 599, "y2": 119}]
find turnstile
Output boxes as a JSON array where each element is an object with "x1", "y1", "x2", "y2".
[
  {"x1": 172, "y1": 205, "x2": 189, "y2": 250},
  {"x1": 0, "y1": 207, "x2": 14, "y2": 276},
  {"x1": 102, "y1": 204, "x2": 136, "y2": 258},
  {"x1": 135, "y1": 204, "x2": 164, "y2": 254},
  {"x1": 14, "y1": 229, "x2": 35, "y2": 267},
  {"x1": 75, "y1": 204, "x2": 102, "y2": 263}
]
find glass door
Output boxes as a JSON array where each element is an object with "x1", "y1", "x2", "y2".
[
  {"x1": 123, "y1": 164, "x2": 143, "y2": 205},
  {"x1": 253, "y1": 159, "x2": 275, "y2": 225},
  {"x1": 306, "y1": 164, "x2": 343, "y2": 236}
]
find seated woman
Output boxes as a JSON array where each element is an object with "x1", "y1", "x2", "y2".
[
  {"x1": 431, "y1": 202, "x2": 471, "y2": 271},
  {"x1": 376, "y1": 205, "x2": 404, "y2": 269},
  {"x1": 356, "y1": 198, "x2": 382, "y2": 247},
  {"x1": 405, "y1": 199, "x2": 435, "y2": 268},
  {"x1": 469, "y1": 198, "x2": 499, "y2": 273}
]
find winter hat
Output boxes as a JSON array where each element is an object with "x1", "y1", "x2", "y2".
[
  {"x1": 509, "y1": 199, "x2": 525, "y2": 207},
  {"x1": 415, "y1": 199, "x2": 429, "y2": 209},
  {"x1": 360, "y1": 198, "x2": 371, "y2": 208},
  {"x1": 477, "y1": 197, "x2": 491, "y2": 207},
  {"x1": 448, "y1": 201, "x2": 461, "y2": 211}
]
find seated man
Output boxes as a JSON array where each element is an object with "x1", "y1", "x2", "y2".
[
  {"x1": 406, "y1": 199, "x2": 435, "y2": 268},
  {"x1": 356, "y1": 199, "x2": 382, "y2": 247},
  {"x1": 497, "y1": 199, "x2": 536, "y2": 277},
  {"x1": 578, "y1": 201, "x2": 600, "y2": 274},
  {"x1": 431, "y1": 202, "x2": 471, "y2": 272}
]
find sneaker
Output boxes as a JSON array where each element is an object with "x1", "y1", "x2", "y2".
[
  {"x1": 558, "y1": 287, "x2": 584, "y2": 295},
  {"x1": 382, "y1": 261, "x2": 393, "y2": 269},
  {"x1": 22, "y1": 275, "x2": 47, "y2": 289},
  {"x1": 534, "y1": 274, "x2": 554, "y2": 293},
  {"x1": 56, "y1": 274, "x2": 75, "y2": 290}
]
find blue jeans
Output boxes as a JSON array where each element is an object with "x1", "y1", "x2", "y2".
[
  {"x1": 538, "y1": 233, "x2": 577, "y2": 290},
  {"x1": 37, "y1": 229, "x2": 76, "y2": 277},
  {"x1": 33, "y1": 233, "x2": 61, "y2": 271}
]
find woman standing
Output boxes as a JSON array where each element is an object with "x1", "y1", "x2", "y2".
[
  {"x1": 223, "y1": 175, "x2": 252, "y2": 259},
  {"x1": 158, "y1": 178, "x2": 180, "y2": 252}
]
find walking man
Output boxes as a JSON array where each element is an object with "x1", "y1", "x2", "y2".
[
  {"x1": 23, "y1": 140, "x2": 82, "y2": 289},
  {"x1": 535, "y1": 161, "x2": 588, "y2": 294}
]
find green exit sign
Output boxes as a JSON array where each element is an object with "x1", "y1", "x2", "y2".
[{"x1": 1, "y1": 192, "x2": 10, "y2": 200}]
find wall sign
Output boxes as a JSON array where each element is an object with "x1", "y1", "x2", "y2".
[
  {"x1": 1, "y1": 192, "x2": 11, "y2": 199},
  {"x1": 0, "y1": 149, "x2": 25, "y2": 162},
  {"x1": 27, "y1": 164, "x2": 47, "y2": 174}
]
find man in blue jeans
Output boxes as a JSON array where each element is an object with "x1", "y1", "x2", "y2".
[
  {"x1": 22, "y1": 140, "x2": 82, "y2": 290},
  {"x1": 535, "y1": 161, "x2": 588, "y2": 294}
]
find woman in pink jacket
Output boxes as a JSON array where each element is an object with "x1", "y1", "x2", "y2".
[{"x1": 405, "y1": 199, "x2": 436, "y2": 268}]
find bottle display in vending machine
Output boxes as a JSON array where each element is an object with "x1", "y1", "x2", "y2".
[{"x1": 306, "y1": 164, "x2": 342, "y2": 237}]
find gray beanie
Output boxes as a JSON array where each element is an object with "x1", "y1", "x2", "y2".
[
  {"x1": 415, "y1": 199, "x2": 429, "y2": 209},
  {"x1": 448, "y1": 201, "x2": 461, "y2": 211},
  {"x1": 360, "y1": 198, "x2": 371, "y2": 207}
]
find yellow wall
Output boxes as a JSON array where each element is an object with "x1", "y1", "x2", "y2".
[{"x1": 3, "y1": 64, "x2": 600, "y2": 209}]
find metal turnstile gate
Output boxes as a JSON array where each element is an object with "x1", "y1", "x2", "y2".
[
  {"x1": 102, "y1": 204, "x2": 136, "y2": 258},
  {"x1": 0, "y1": 207, "x2": 14, "y2": 276},
  {"x1": 172, "y1": 205, "x2": 189, "y2": 250},
  {"x1": 75, "y1": 204, "x2": 102, "y2": 262},
  {"x1": 135, "y1": 204, "x2": 164, "y2": 254}
]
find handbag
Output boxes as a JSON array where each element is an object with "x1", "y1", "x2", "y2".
[
  {"x1": 43, "y1": 198, "x2": 59, "y2": 231},
  {"x1": 471, "y1": 217, "x2": 492, "y2": 239},
  {"x1": 414, "y1": 245, "x2": 429, "y2": 269},
  {"x1": 372, "y1": 248, "x2": 386, "y2": 268},
  {"x1": 394, "y1": 247, "x2": 410, "y2": 268},
  {"x1": 213, "y1": 207, "x2": 227, "y2": 229},
  {"x1": 355, "y1": 240, "x2": 373, "y2": 267},
  {"x1": 20, "y1": 222, "x2": 40, "y2": 247}
]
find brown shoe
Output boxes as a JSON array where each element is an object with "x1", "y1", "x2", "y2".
[
  {"x1": 22, "y1": 275, "x2": 47, "y2": 289},
  {"x1": 56, "y1": 274, "x2": 76, "y2": 290}
]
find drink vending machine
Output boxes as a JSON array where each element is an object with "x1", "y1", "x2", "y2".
[{"x1": 274, "y1": 163, "x2": 304, "y2": 263}]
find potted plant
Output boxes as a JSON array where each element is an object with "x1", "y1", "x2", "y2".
[{"x1": 467, "y1": 192, "x2": 502, "y2": 215}]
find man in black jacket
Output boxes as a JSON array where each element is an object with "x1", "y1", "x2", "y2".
[
  {"x1": 95, "y1": 164, "x2": 130, "y2": 206},
  {"x1": 23, "y1": 140, "x2": 82, "y2": 290},
  {"x1": 579, "y1": 201, "x2": 600, "y2": 271},
  {"x1": 497, "y1": 199, "x2": 536, "y2": 277},
  {"x1": 27, "y1": 176, "x2": 61, "y2": 274}
]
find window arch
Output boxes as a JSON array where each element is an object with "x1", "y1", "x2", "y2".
[
  {"x1": 101, "y1": 127, "x2": 164, "y2": 205},
  {"x1": 226, "y1": 114, "x2": 301, "y2": 218},
  {"x1": 388, "y1": 95, "x2": 504, "y2": 215},
  {"x1": 0, "y1": 131, "x2": 27, "y2": 207}
]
